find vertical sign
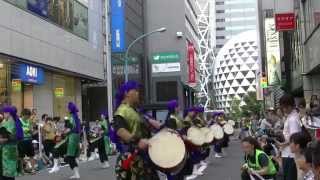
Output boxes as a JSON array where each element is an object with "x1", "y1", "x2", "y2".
[
  {"x1": 188, "y1": 42, "x2": 196, "y2": 85},
  {"x1": 265, "y1": 18, "x2": 281, "y2": 86},
  {"x1": 110, "y1": 0, "x2": 126, "y2": 52}
]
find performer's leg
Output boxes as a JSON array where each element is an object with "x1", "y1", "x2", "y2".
[
  {"x1": 97, "y1": 138, "x2": 110, "y2": 168},
  {"x1": 49, "y1": 147, "x2": 62, "y2": 173},
  {"x1": 66, "y1": 156, "x2": 80, "y2": 179}
]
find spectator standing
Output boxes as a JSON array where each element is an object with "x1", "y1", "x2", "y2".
[
  {"x1": 277, "y1": 94, "x2": 302, "y2": 180},
  {"x1": 42, "y1": 117, "x2": 56, "y2": 158}
]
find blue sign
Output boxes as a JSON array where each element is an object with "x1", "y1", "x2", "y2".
[
  {"x1": 27, "y1": 0, "x2": 48, "y2": 18},
  {"x1": 111, "y1": 0, "x2": 126, "y2": 52},
  {"x1": 19, "y1": 64, "x2": 45, "y2": 84}
]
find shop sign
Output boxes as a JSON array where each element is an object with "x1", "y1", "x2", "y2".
[
  {"x1": 12, "y1": 79, "x2": 22, "y2": 92},
  {"x1": 19, "y1": 64, "x2": 44, "y2": 84},
  {"x1": 275, "y1": 13, "x2": 296, "y2": 31},
  {"x1": 54, "y1": 88, "x2": 64, "y2": 98},
  {"x1": 151, "y1": 52, "x2": 181, "y2": 73},
  {"x1": 265, "y1": 18, "x2": 281, "y2": 86},
  {"x1": 187, "y1": 42, "x2": 196, "y2": 85}
]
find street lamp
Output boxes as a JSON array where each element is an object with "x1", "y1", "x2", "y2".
[{"x1": 124, "y1": 27, "x2": 167, "y2": 82}]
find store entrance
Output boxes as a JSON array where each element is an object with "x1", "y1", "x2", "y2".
[{"x1": 11, "y1": 83, "x2": 34, "y2": 114}]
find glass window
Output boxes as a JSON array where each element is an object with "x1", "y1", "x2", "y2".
[
  {"x1": 53, "y1": 74, "x2": 76, "y2": 118},
  {"x1": 156, "y1": 81, "x2": 178, "y2": 102},
  {"x1": 4, "y1": 0, "x2": 88, "y2": 39}
]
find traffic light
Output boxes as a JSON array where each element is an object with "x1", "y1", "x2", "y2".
[{"x1": 261, "y1": 76, "x2": 268, "y2": 89}]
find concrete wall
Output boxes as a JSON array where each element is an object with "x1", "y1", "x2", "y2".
[{"x1": 0, "y1": 1, "x2": 104, "y2": 80}]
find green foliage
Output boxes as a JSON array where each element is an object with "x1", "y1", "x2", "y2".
[{"x1": 230, "y1": 91, "x2": 263, "y2": 120}]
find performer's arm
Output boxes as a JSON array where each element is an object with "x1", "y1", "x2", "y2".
[{"x1": 250, "y1": 153, "x2": 270, "y2": 176}]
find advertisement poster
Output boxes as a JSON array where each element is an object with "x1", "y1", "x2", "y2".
[{"x1": 265, "y1": 18, "x2": 281, "y2": 86}]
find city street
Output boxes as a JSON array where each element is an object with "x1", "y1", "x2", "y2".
[{"x1": 18, "y1": 140, "x2": 242, "y2": 180}]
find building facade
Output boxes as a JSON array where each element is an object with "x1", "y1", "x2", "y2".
[
  {"x1": 213, "y1": 30, "x2": 260, "y2": 112},
  {"x1": 213, "y1": 0, "x2": 258, "y2": 53},
  {"x1": 144, "y1": 0, "x2": 200, "y2": 108},
  {"x1": 0, "y1": 0, "x2": 105, "y2": 119}
]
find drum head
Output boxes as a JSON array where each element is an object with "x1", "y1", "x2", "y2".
[
  {"x1": 210, "y1": 124, "x2": 224, "y2": 140},
  {"x1": 223, "y1": 124, "x2": 234, "y2": 135},
  {"x1": 149, "y1": 130, "x2": 186, "y2": 169},
  {"x1": 187, "y1": 127, "x2": 205, "y2": 146},
  {"x1": 228, "y1": 120, "x2": 236, "y2": 126},
  {"x1": 201, "y1": 127, "x2": 215, "y2": 143}
]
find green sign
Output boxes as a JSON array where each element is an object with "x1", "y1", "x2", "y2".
[
  {"x1": 152, "y1": 52, "x2": 180, "y2": 64},
  {"x1": 12, "y1": 79, "x2": 22, "y2": 92}
]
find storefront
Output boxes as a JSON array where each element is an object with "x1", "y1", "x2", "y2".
[{"x1": 0, "y1": 56, "x2": 81, "y2": 118}]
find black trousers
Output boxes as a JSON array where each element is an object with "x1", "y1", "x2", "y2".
[
  {"x1": 0, "y1": 176, "x2": 14, "y2": 180},
  {"x1": 97, "y1": 138, "x2": 108, "y2": 163},
  {"x1": 282, "y1": 157, "x2": 297, "y2": 180},
  {"x1": 65, "y1": 156, "x2": 78, "y2": 170},
  {"x1": 43, "y1": 140, "x2": 55, "y2": 157}
]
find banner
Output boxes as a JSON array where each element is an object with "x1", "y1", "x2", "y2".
[
  {"x1": 111, "y1": 0, "x2": 126, "y2": 52},
  {"x1": 265, "y1": 18, "x2": 281, "y2": 86},
  {"x1": 151, "y1": 52, "x2": 181, "y2": 73},
  {"x1": 275, "y1": 13, "x2": 296, "y2": 31},
  {"x1": 188, "y1": 42, "x2": 196, "y2": 85}
]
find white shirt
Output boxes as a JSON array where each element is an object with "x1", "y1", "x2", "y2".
[
  {"x1": 260, "y1": 118, "x2": 272, "y2": 130},
  {"x1": 282, "y1": 110, "x2": 301, "y2": 158}
]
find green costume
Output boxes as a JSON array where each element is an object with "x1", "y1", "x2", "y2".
[
  {"x1": 114, "y1": 104, "x2": 158, "y2": 180},
  {"x1": 65, "y1": 116, "x2": 80, "y2": 157},
  {"x1": 170, "y1": 114, "x2": 184, "y2": 129},
  {"x1": 20, "y1": 118, "x2": 32, "y2": 139},
  {"x1": 100, "y1": 119, "x2": 112, "y2": 155},
  {"x1": 0, "y1": 118, "x2": 18, "y2": 177}
]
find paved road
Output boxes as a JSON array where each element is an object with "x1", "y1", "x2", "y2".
[{"x1": 18, "y1": 140, "x2": 243, "y2": 180}]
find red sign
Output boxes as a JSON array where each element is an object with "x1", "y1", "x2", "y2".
[
  {"x1": 187, "y1": 42, "x2": 196, "y2": 85},
  {"x1": 275, "y1": 13, "x2": 296, "y2": 31}
]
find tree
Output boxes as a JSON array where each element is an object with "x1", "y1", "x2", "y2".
[
  {"x1": 230, "y1": 97, "x2": 242, "y2": 122},
  {"x1": 241, "y1": 91, "x2": 263, "y2": 117}
]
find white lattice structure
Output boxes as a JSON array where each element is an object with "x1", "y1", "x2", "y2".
[
  {"x1": 213, "y1": 30, "x2": 259, "y2": 112},
  {"x1": 195, "y1": 1, "x2": 214, "y2": 110}
]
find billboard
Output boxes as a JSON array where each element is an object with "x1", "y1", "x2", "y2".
[
  {"x1": 265, "y1": 18, "x2": 281, "y2": 86},
  {"x1": 151, "y1": 52, "x2": 181, "y2": 73},
  {"x1": 110, "y1": 0, "x2": 126, "y2": 52}
]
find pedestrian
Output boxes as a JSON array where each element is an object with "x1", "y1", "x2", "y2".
[
  {"x1": 113, "y1": 81, "x2": 159, "y2": 180},
  {"x1": 241, "y1": 137, "x2": 277, "y2": 180},
  {"x1": 297, "y1": 147, "x2": 314, "y2": 180},
  {"x1": 18, "y1": 108, "x2": 36, "y2": 174},
  {"x1": 310, "y1": 141, "x2": 320, "y2": 180},
  {"x1": 277, "y1": 94, "x2": 302, "y2": 180},
  {"x1": 96, "y1": 112, "x2": 111, "y2": 168},
  {"x1": 0, "y1": 105, "x2": 24, "y2": 180},
  {"x1": 49, "y1": 102, "x2": 81, "y2": 179},
  {"x1": 290, "y1": 132, "x2": 312, "y2": 180},
  {"x1": 42, "y1": 117, "x2": 56, "y2": 158}
]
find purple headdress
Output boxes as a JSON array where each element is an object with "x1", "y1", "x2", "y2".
[
  {"x1": 167, "y1": 100, "x2": 178, "y2": 113},
  {"x1": 195, "y1": 106, "x2": 205, "y2": 113},
  {"x1": 115, "y1": 81, "x2": 141, "y2": 109},
  {"x1": 101, "y1": 111, "x2": 108, "y2": 119},
  {"x1": 183, "y1": 107, "x2": 196, "y2": 118},
  {"x1": 3, "y1": 106, "x2": 24, "y2": 140},
  {"x1": 68, "y1": 102, "x2": 81, "y2": 134}
]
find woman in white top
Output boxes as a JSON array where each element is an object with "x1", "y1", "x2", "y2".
[{"x1": 277, "y1": 94, "x2": 302, "y2": 180}]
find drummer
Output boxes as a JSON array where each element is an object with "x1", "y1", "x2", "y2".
[
  {"x1": 193, "y1": 106, "x2": 210, "y2": 171},
  {"x1": 113, "y1": 81, "x2": 159, "y2": 180},
  {"x1": 164, "y1": 100, "x2": 194, "y2": 179},
  {"x1": 212, "y1": 112, "x2": 224, "y2": 158}
]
